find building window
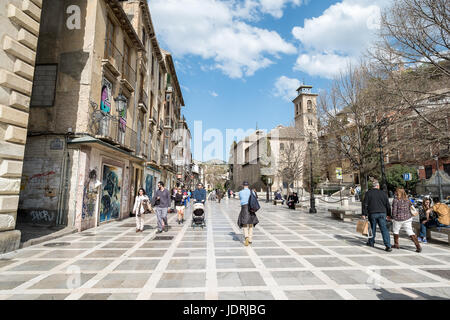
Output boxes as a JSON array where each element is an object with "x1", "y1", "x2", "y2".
[
  {"x1": 307, "y1": 100, "x2": 312, "y2": 112},
  {"x1": 308, "y1": 119, "x2": 313, "y2": 126},
  {"x1": 30, "y1": 64, "x2": 58, "y2": 107},
  {"x1": 444, "y1": 163, "x2": 450, "y2": 177},
  {"x1": 280, "y1": 143, "x2": 284, "y2": 150},
  {"x1": 425, "y1": 165, "x2": 433, "y2": 179}
]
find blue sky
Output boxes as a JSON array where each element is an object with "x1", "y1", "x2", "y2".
[{"x1": 148, "y1": 0, "x2": 390, "y2": 161}]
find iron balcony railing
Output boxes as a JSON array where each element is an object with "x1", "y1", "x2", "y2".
[
  {"x1": 90, "y1": 111, "x2": 137, "y2": 152},
  {"x1": 104, "y1": 38, "x2": 123, "y2": 73},
  {"x1": 122, "y1": 60, "x2": 136, "y2": 89},
  {"x1": 136, "y1": 140, "x2": 148, "y2": 159}
]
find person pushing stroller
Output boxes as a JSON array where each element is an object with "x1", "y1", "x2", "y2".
[{"x1": 192, "y1": 183, "x2": 207, "y2": 228}]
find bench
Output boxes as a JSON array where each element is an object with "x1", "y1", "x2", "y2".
[
  {"x1": 328, "y1": 209, "x2": 358, "y2": 222},
  {"x1": 273, "y1": 200, "x2": 284, "y2": 205},
  {"x1": 412, "y1": 221, "x2": 450, "y2": 245}
]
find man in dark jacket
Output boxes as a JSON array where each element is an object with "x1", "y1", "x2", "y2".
[
  {"x1": 193, "y1": 183, "x2": 207, "y2": 203},
  {"x1": 362, "y1": 181, "x2": 392, "y2": 251}
]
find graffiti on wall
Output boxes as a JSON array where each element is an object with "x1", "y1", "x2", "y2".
[
  {"x1": 100, "y1": 78, "x2": 112, "y2": 113},
  {"x1": 21, "y1": 171, "x2": 56, "y2": 191},
  {"x1": 100, "y1": 165, "x2": 122, "y2": 223},
  {"x1": 81, "y1": 169, "x2": 99, "y2": 220},
  {"x1": 30, "y1": 210, "x2": 55, "y2": 222}
]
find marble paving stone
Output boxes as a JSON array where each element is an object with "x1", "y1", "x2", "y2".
[
  {"x1": 271, "y1": 271, "x2": 325, "y2": 286},
  {"x1": 347, "y1": 256, "x2": 400, "y2": 267},
  {"x1": 67, "y1": 259, "x2": 115, "y2": 271},
  {"x1": 116, "y1": 237, "x2": 146, "y2": 242},
  {"x1": 40, "y1": 250, "x2": 86, "y2": 259},
  {"x1": 29, "y1": 273, "x2": 96, "y2": 289},
  {"x1": 305, "y1": 257, "x2": 351, "y2": 268},
  {"x1": 248, "y1": 241, "x2": 280, "y2": 248},
  {"x1": 7, "y1": 294, "x2": 68, "y2": 300},
  {"x1": 217, "y1": 272, "x2": 266, "y2": 287},
  {"x1": 420, "y1": 269, "x2": 450, "y2": 280},
  {"x1": 0, "y1": 274, "x2": 37, "y2": 290},
  {"x1": 178, "y1": 242, "x2": 207, "y2": 248},
  {"x1": 292, "y1": 248, "x2": 330, "y2": 256},
  {"x1": 281, "y1": 241, "x2": 315, "y2": 247},
  {"x1": 215, "y1": 249, "x2": 249, "y2": 257},
  {"x1": 393, "y1": 255, "x2": 447, "y2": 266},
  {"x1": 0, "y1": 259, "x2": 16, "y2": 268},
  {"x1": 115, "y1": 259, "x2": 161, "y2": 271},
  {"x1": 313, "y1": 240, "x2": 352, "y2": 247},
  {"x1": 85, "y1": 250, "x2": 126, "y2": 258},
  {"x1": 380, "y1": 269, "x2": 438, "y2": 284},
  {"x1": 173, "y1": 249, "x2": 207, "y2": 257},
  {"x1": 2, "y1": 250, "x2": 46, "y2": 259},
  {"x1": 329, "y1": 248, "x2": 372, "y2": 255},
  {"x1": 260, "y1": 258, "x2": 304, "y2": 269},
  {"x1": 167, "y1": 258, "x2": 207, "y2": 270},
  {"x1": 214, "y1": 241, "x2": 243, "y2": 248},
  {"x1": 218, "y1": 291, "x2": 274, "y2": 300},
  {"x1": 60, "y1": 242, "x2": 102, "y2": 249},
  {"x1": 7, "y1": 260, "x2": 65, "y2": 272},
  {"x1": 428, "y1": 255, "x2": 450, "y2": 263},
  {"x1": 130, "y1": 250, "x2": 167, "y2": 258},
  {"x1": 347, "y1": 288, "x2": 413, "y2": 300},
  {"x1": 80, "y1": 293, "x2": 138, "y2": 300},
  {"x1": 94, "y1": 273, "x2": 151, "y2": 288},
  {"x1": 253, "y1": 248, "x2": 289, "y2": 256},
  {"x1": 284, "y1": 290, "x2": 343, "y2": 300},
  {"x1": 156, "y1": 272, "x2": 206, "y2": 288},
  {"x1": 402, "y1": 287, "x2": 450, "y2": 300},
  {"x1": 151, "y1": 292, "x2": 205, "y2": 300},
  {"x1": 322, "y1": 270, "x2": 380, "y2": 285},
  {"x1": 101, "y1": 242, "x2": 138, "y2": 249},
  {"x1": 216, "y1": 258, "x2": 256, "y2": 269},
  {"x1": 140, "y1": 242, "x2": 172, "y2": 249}
]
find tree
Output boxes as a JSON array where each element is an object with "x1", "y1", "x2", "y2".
[
  {"x1": 370, "y1": 0, "x2": 450, "y2": 148},
  {"x1": 385, "y1": 164, "x2": 419, "y2": 193},
  {"x1": 277, "y1": 139, "x2": 307, "y2": 197}
]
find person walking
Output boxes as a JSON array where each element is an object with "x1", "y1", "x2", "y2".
[
  {"x1": 238, "y1": 181, "x2": 259, "y2": 247},
  {"x1": 362, "y1": 180, "x2": 393, "y2": 252},
  {"x1": 391, "y1": 188, "x2": 421, "y2": 252},
  {"x1": 133, "y1": 188, "x2": 150, "y2": 233},
  {"x1": 175, "y1": 188, "x2": 186, "y2": 224},
  {"x1": 152, "y1": 181, "x2": 171, "y2": 234},
  {"x1": 217, "y1": 189, "x2": 223, "y2": 203},
  {"x1": 193, "y1": 183, "x2": 207, "y2": 204}
]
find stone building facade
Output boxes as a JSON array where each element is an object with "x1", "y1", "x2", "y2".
[
  {"x1": 0, "y1": 0, "x2": 42, "y2": 253},
  {"x1": 0, "y1": 0, "x2": 190, "y2": 253}
]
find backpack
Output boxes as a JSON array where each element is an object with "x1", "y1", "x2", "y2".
[{"x1": 249, "y1": 191, "x2": 260, "y2": 213}]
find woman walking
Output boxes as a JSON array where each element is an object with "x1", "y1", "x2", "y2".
[
  {"x1": 238, "y1": 181, "x2": 259, "y2": 246},
  {"x1": 391, "y1": 188, "x2": 421, "y2": 252},
  {"x1": 133, "y1": 188, "x2": 150, "y2": 233},
  {"x1": 175, "y1": 188, "x2": 186, "y2": 224}
]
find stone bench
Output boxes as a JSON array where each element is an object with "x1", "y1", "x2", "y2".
[
  {"x1": 328, "y1": 209, "x2": 358, "y2": 222},
  {"x1": 412, "y1": 221, "x2": 450, "y2": 245},
  {"x1": 273, "y1": 200, "x2": 284, "y2": 205}
]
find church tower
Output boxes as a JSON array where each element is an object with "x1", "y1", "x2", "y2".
[{"x1": 293, "y1": 85, "x2": 318, "y2": 140}]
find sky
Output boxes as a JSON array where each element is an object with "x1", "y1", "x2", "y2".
[{"x1": 147, "y1": 0, "x2": 392, "y2": 162}]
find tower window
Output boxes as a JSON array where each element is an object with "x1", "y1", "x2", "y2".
[
  {"x1": 280, "y1": 143, "x2": 284, "y2": 150},
  {"x1": 307, "y1": 100, "x2": 312, "y2": 112},
  {"x1": 308, "y1": 119, "x2": 313, "y2": 126}
]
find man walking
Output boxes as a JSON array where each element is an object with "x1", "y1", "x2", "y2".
[
  {"x1": 238, "y1": 181, "x2": 259, "y2": 247},
  {"x1": 193, "y1": 183, "x2": 207, "y2": 204},
  {"x1": 362, "y1": 180, "x2": 392, "y2": 252},
  {"x1": 152, "y1": 181, "x2": 171, "y2": 234}
]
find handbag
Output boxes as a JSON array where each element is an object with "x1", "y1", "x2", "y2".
[
  {"x1": 249, "y1": 191, "x2": 260, "y2": 213},
  {"x1": 356, "y1": 219, "x2": 369, "y2": 235},
  {"x1": 142, "y1": 199, "x2": 152, "y2": 214},
  {"x1": 410, "y1": 205, "x2": 419, "y2": 217}
]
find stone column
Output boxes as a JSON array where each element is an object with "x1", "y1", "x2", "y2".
[{"x1": 0, "y1": 0, "x2": 41, "y2": 253}]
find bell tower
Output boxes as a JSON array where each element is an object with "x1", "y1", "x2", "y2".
[{"x1": 293, "y1": 85, "x2": 318, "y2": 139}]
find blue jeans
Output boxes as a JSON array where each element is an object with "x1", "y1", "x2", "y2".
[
  {"x1": 368, "y1": 213, "x2": 391, "y2": 248},
  {"x1": 419, "y1": 218, "x2": 449, "y2": 238}
]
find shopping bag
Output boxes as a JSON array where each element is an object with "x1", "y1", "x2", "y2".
[
  {"x1": 410, "y1": 205, "x2": 419, "y2": 217},
  {"x1": 356, "y1": 219, "x2": 369, "y2": 236}
]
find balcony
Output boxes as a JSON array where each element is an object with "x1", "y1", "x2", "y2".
[
  {"x1": 159, "y1": 120, "x2": 164, "y2": 132},
  {"x1": 121, "y1": 61, "x2": 136, "y2": 92},
  {"x1": 164, "y1": 118, "x2": 172, "y2": 129},
  {"x1": 136, "y1": 140, "x2": 148, "y2": 159},
  {"x1": 161, "y1": 154, "x2": 172, "y2": 167},
  {"x1": 90, "y1": 111, "x2": 137, "y2": 152},
  {"x1": 103, "y1": 38, "x2": 122, "y2": 77},
  {"x1": 138, "y1": 90, "x2": 148, "y2": 113}
]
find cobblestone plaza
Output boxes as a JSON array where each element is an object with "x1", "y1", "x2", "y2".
[{"x1": 0, "y1": 199, "x2": 449, "y2": 300}]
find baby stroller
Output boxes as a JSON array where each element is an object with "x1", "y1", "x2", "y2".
[{"x1": 192, "y1": 201, "x2": 206, "y2": 229}]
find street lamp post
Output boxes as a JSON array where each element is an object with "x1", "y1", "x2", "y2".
[
  {"x1": 378, "y1": 120, "x2": 388, "y2": 194},
  {"x1": 435, "y1": 156, "x2": 444, "y2": 201},
  {"x1": 308, "y1": 137, "x2": 317, "y2": 214}
]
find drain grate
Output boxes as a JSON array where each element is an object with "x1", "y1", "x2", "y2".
[
  {"x1": 153, "y1": 236, "x2": 174, "y2": 241},
  {"x1": 44, "y1": 242, "x2": 71, "y2": 247}
]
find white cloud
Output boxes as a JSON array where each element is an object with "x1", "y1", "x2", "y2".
[
  {"x1": 273, "y1": 76, "x2": 301, "y2": 101},
  {"x1": 292, "y1": 0, "x2": 391, "y2": 79},
  {"x1": 210, "y1": 91, "x2": 219, "y2": 97},
  {"x1": 149, "y1": 0, "x2": 298, "y2": 79}
]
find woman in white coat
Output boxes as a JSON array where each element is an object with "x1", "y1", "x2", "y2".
[{"x1": 133, "y1": 188, "x2": 150, "y2": 232}]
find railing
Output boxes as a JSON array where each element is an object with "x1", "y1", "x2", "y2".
[
  {"x1": 136, "y1": 140, "x2": 148, "y2": 159},
  {"x1": 104, "y1": 38, "x2": 123, "y2": 73},
  {"x1": 139, "y1": 89, "x2": 148, "y2": 111},
  {"x1": 122, "y1": 60, "x2": 136, "y2": 89},
  {"x1": 89, "y1": 110, "x2": 137, "y2": 152}
]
